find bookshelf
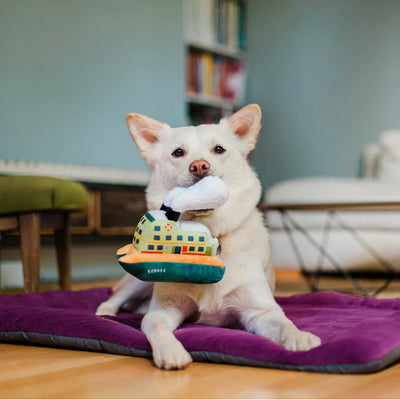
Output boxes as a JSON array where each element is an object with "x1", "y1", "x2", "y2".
[{"x1": 184, "y1": 0, "x2": 246, "y2": 125}]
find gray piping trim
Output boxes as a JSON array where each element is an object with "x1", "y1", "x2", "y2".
[{"x1": 1, "y1": 331, "x2": 399, "y2": 374}]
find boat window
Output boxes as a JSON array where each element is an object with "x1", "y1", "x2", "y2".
[
  {"x1": 188, "y1": 236, "x2": 194, "y2": 241},
  {"x1": 189, "y1": 246, "x2": 195, "y2": 252},
  {"x1": 177, "y1": 235, "x2": 183, "y2": 241},
  {"x1": 166, "y1": 235, "x2": 172, "y2": 240},
  {"x1": 154, "y1": 226, "x2": 161, "y2": 231},
  {"x1": 148, "y1": 245, "x2": 154, "y2": 250},
  {"x1": 199, "y1": 236, "x2": 205, "y2": 242},
  {"x1": 157, "y1": 245, "x2": 163, "y2": 250},
  {"x1": 154, "y1": 235, "x2": 160, "y2": 240},
  {"x1": 199, "y1": 247, "x2": 204, "y2": 252}
]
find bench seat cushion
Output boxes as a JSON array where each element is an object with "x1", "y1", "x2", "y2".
[
  {"x1": 265, "y1": 177, "x2": 400, "y2": 229},
  {"x1": 266, "y1": 177, "x2": 400, "y2": 205},
  {"x1": 0, "y1": 175, "x2": 88, "y2": 215}
]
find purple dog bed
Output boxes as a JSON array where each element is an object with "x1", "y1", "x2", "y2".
[{"x1": 0, "y1": 287, "x2": 399, "y2": 374}]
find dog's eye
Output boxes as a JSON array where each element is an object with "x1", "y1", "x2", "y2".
[
  {"x1": 214, "y1": 145, "x2": 226, "y2": 154},
  {"x1": 172, "y1": 148, "x2": 185, "y2": 158}
]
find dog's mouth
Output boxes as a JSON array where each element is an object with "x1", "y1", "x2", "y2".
[
  {"x1": 183, "y1": 175, "x2": 206, "y2": 187},
  {"x1": 182, "y1": 170, "x2": 223, "y2": 187},
  {"x1": 177, "y1": 173, "x2": 226, "y2": 217},
  {"x1": 188, "y1": 172, "x2": 224, "y2": 185}
]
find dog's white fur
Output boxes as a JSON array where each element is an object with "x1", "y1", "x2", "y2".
[{"x1": 96, "y1": 104, "x2": 321, "y2": 369}]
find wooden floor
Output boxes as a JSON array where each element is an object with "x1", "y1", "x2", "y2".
[{"x1": 1, "y1": 272, "x2": 400, "y2": 399}]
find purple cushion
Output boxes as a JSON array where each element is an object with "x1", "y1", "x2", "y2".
[{"x1": 0, "y1": 287, "x2": 399, "y2": 373}]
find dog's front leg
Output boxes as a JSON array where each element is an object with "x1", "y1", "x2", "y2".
[
  {"x1": 142, "y1": 286, "x2": 195, "y2": 370},
  {"x1": 237, "y1": 280, "x2": 321, "y2": 351}
]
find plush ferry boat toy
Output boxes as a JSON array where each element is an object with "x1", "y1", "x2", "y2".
[{"x1": 117, "y1": 176, "x2": 229, "y2": 284}]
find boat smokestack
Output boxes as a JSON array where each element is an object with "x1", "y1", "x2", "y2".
[{"x1": 160, "y1": 204, "x2": 181, "y2": 221}]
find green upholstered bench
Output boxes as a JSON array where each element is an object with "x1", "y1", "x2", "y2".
[{"x1": 0, "y1": 176, "x2": 88, "y2": 292}]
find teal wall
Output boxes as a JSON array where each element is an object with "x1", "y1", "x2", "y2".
[
  {"x1": 0, "y1": 0, "x2": 185, "y2": 170},
  {"x1": 247, "y1": 0, "x2": 400, "y2": 189},
  {"x1": 3, "y1": 0, "x2": 400, "y2": 190}
]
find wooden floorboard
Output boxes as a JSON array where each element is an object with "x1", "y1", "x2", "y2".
[{"x1": 0, "y1": 272, "x2": 399, "y2": 399}]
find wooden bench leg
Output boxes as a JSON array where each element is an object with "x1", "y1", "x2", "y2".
[
  {"x1": 19, "y1": 213, "x2": 40, "y2": 293},
  {"x1": 54, "y1": 212, "x2": 71, "y2": 290}
]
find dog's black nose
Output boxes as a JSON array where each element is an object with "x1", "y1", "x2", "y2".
[{"x1": 189, "y1": 159, "x2": 210, "y2": 178}]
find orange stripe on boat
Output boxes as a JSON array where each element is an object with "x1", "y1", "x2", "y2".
[{"x1": 117, "y1": 245, "x2": 224, "y2": 268}]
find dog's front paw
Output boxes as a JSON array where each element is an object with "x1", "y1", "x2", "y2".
[
  {"x1": 281, "y1": 324, "x2": 321, "y2": 351},
  {"x1": 95, "y1": 301, "x2": 118, "y2": 316},
  {"x1": 152, "y1": 340, "x2": 192, "y2": 370}
]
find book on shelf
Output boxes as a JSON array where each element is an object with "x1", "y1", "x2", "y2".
[
  {"x1": 185, "y1": 0, "x2": 245, "y2": 50},
  {"x1": 187, "y1": 51, "x2": 245, "y2": 104},
  {"x1": 185, "y1": 0, "x2": 214, "y2": 45}
]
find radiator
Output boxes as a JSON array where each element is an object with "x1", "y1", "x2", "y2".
[{"x1": 0, "y1": 159, "x2": 150, "y2": 186}]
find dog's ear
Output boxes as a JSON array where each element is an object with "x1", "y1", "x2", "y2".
[
  {"x1": 126, "y1": 113, "x2": 166, "y2": 168},
  {"x1": 226, "y1": 104, "x2": 262, "y2": 152}
]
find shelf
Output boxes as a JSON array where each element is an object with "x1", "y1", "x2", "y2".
[
  {"x1": 184, "y1": 0, "x2": 246, "y2": 125},
  {"x1": 71, "y1": 186, "x2": 147, "y2": 236},
  {"x1": 0, "y1": 159, "x2": 150, "y2": 186},
  {"x1": 186, "y1": 40, "x2": 244, "y2": 60},
  {"x1": 186, "y1": 92, "x2": 242, "y2": 110}
]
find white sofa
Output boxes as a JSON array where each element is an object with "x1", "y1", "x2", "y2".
[{"x1": 264, "y1": 130, "x2": 400, "y2": 273}]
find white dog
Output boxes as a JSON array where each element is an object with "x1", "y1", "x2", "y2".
[{"x1": 96, "y1": 104, "x2": 321, "y2": 369}]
